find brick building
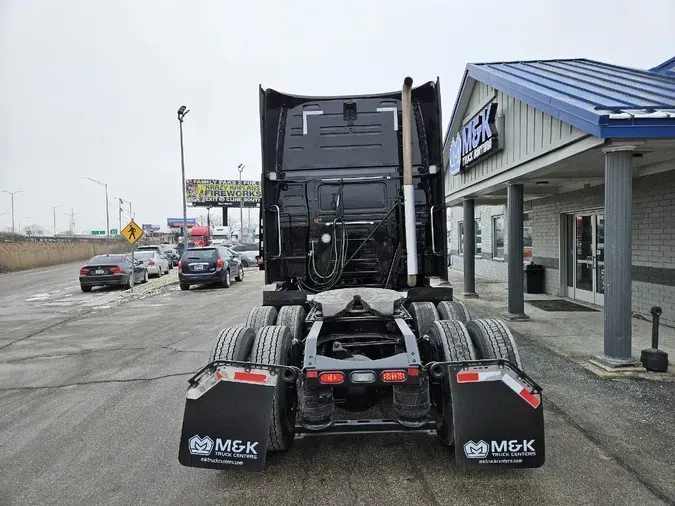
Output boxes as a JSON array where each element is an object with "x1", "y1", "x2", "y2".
[{"x1": 443, "y1": 56, "x2": 675, "y2": 366}]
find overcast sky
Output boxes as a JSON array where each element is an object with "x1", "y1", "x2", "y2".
[{"x1": 1, "y1": 0, "x2": 674, "y2": 234}]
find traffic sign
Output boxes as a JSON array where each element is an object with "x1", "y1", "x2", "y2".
[
  {"x1": 110, "y1": 228, "x2": 118, "y2": 235},
  {"x1": 121, "y1": 220, "x2": 143, "y2": 244},
  {"x1": 91, "y1": 230, "x2": 105, "y2": 235}
]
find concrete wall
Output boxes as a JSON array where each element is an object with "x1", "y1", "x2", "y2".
[
  {"x1": 446, "y1": 167, "x2": 675, "y2": 326},
  {"x1": 0, "y1": 238, "x2": 132, "y2": 272}
]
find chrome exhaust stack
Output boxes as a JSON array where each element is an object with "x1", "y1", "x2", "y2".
[{"x1": 401, "y1": 76, "x2": 417, "y2": 288}]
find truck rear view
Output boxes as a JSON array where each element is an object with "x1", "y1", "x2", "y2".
[
  {"x1": 178, "y1": 78, "x2": 545, "y2": 472},
  {"x1": 257, "y1": 78, "x2": 447, "y2": 291}
]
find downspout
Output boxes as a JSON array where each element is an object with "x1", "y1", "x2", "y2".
[{"x1": 402, "y1": 76, "x2": 417, "y2": 287}]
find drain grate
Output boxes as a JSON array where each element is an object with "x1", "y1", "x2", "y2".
[{"x1": 526, "y1": 299, "x2": 599, "y2": 312}]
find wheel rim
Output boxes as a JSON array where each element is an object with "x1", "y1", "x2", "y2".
[
  {"x1": 226, "y1": 271, "x2": 230, "y2": 285},
  {"x1": 239, "y1": 267, "x2": 243, "y2": 279}
]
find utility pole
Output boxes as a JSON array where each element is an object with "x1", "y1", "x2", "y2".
[
  {"x1": 238, "y1": 163, "x2": 245, "y2": 242},
  {"x1": 46, "y1": 204, "x2": 61, "y2": 236},
  {"x1": 178, "y1": 105, "x2": 190, "y2": 248},
  {"x1": 64, "y1": 208, "x2": 75, "y2": 235},
  {"x1": 1, "y1": 189, "x2": 23, "y2": 234},
  {"x1": 84, "y1": 177, "x2": 110, "y2": 237}
]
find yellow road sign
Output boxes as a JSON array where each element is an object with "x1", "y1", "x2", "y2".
[{"x1": 121, "y1": 219, "x2": 143, "y2": 244}]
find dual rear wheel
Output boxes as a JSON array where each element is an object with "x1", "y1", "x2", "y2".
[{"x1": 209, "y1": 304, "x2": 306, "y2": 452}]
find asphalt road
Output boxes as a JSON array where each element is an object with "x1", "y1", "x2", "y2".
[{"x1": 0, "y1": 268, "x2": 673, "y2": 506}]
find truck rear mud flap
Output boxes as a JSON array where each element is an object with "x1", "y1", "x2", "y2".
[
  {"x1": 178, "y1": 361, "x2": 298, "y2": 472},
  {"x1": 431, "y1": 359, "x2": 545, "y2": 469}
]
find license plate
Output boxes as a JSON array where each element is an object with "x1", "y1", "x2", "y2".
[
  {"x1": 193, "y1": 264, "x2": 204, "y2": 271},
  {"x1": 95, "y1": 269, "x2": 104, "y2": 275}
]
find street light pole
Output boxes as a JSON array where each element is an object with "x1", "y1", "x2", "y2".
[
  {"x1": 178, "y1": 105, "x2": 190, "y2": 248},
  {"x1": 46, "y1": 205, "x2": 60, "y2": 236},
  {"x1": 1, "y1": 189, "x2": 23, "y2": 235},
  {"x1": 238, "y1": 163, "x2": 245, "y2": 242},
  {"x1": 83, "y1": 177, "x2": 110, "y2": 237}
]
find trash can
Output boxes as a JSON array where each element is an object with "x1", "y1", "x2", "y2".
[{"x1": 524, "y1": 263, "x2": 545, "y2": 294}]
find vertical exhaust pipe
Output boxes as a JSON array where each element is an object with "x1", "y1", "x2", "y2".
[{"x1": 402, "y1": 76, "x2": 417, "y2": 288}]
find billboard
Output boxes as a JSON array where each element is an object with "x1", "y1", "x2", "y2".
[
  {"x1": 167, "y1": 218, "x2": 196, "y2": 228},
  {"x1": 142, "y1": 224, "x2": 161, "y2": 232},
  {"x1": 185, "y1": 179, "x2": 261, "y2": 208}
]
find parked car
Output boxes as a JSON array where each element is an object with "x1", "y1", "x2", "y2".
[
  {"x1": 175, "y1": 241, "x2": 199, "y2": 257},
  {"x1": 230, "y1": 243, "x2": 259, "y2": 267},
  {"x1": 164, "y1": 247, "x2": 180, "y2": 267},
  {"x1": 79, "y1": 254, "x2": 148, "y2": 292},
  {"x1": 137, "y1": 244, "x2": 173, "y2": 270},
  {"x1": 178, "y1": 246, "x2": 244, "y2": 291},
  {"x1": 134, "y1": 250, "x2": 170, "y2": 278}
]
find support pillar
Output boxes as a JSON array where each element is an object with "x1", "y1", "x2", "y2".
[
  {"x1": 595, "y1": 146, "x2": 637, "y2": 367},
  {"x1": 505, "y1": 183, "x2": 530, "y2": 321},
  {"x1": 222, "y1": 207, "x2": 229, "y2": 226},
  {"x1": 463, "y1": 199, "x2": 478, "y2": 297}
]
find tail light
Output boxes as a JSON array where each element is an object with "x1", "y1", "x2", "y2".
[
  {"x1": 109, "y1": 266, "x2": 123, "y2": 273},
  {"x1": 381, "y1": 370, "x2": 407, "y2": 383},
  {"x1": 177, "y1": 261, "x2": 182, "y2": 272},
  {"x1": 216, "y1": 258, "x2": 224, "y2": 268},
  {"x1": 79, "y1": 268, "x2": 89, "y2": 275},
  {"x1": 319, "y1": 372, "x2": 345, "y2": 385}
]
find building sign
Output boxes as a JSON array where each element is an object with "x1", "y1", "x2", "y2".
[
  {"x1": 167, "y1": 218, "x2": 196, "y2": 228},
  {"x1": 185, "y1": 179, "x2": 261, "y2": 208},
  {"x1": 449, "y1": 103, "x2": 501, "y2": 176}
]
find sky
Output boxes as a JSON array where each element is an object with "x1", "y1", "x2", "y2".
[{"x1": 1, "y1": 0, "x2": 674, "y2": 234}]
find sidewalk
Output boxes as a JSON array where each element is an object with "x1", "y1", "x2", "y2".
[{"x1": 447, "y1": 270, "x2": 675, "y2": 378}]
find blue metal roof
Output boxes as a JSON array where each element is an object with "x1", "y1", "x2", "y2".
[
  {"x1": 650, "y1": 56, "x2": 675, "y2": 77},
  {"x1": 445, "y1": 58, "x2": 675, "y2": 143}
]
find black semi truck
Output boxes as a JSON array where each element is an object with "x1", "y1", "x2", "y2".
[{"x1": 178, "y1": 78, "x2": 545, "y2": 471}]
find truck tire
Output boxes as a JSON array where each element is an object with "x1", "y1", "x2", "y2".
[
  {"x1": 427, "y1": 320, "x2": 477, "y2": 446},
  {"x1": 408, "y1": 301, "x2": 439, "y2": 338},
  {"x1": 245, "y1": 306, "x2": 278, "y2": 333},
  {"x1": 276, "y1": 305, "x2": 306, "y2": 341},
  {"x1": 465, "y1": 318, "x2": 523, "y2": 369},
  {"x1": 249, "y1": 325, "x2": 295, "y2": 451},
  {"x1": 437, "y1": 300, "x2": 471, "y2": 324},
  {"x1": 208, "y1": 326, "x2": 256, "y2": 363}
]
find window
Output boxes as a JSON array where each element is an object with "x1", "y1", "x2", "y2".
[
  {"x1": 492, "y1": 216, "x2": 505, "y2": 259},
  {"x1": 523, "y1": 211, "x2": 533, "y2": 260},
  {"x1": 183, "y1": 249, "x2": 217, "y2": 260},
  {"x1": 458, "y1": 221, "x2": 481, "y2": 256}
]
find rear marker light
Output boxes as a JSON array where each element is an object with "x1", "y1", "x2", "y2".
[
  {"x1": 407, "y1": 367, "x2": 419, "y2": 377},
  {"x1": 319, "y1": 372, "x2": 344, "y2": 384},
  {"x1": 306, "y1": 370, "x2": 318, "y2": 379},
  {"x1": 381, "y1": 370, "x2": 407, "y2": 383},
  {"x1": 350, "y1": 371, "x2": 376, "y2": 383},
  {"x1": 457, "y1": 372, "x2": 480, "y2": 383},
  {"x1": 234, "y1": 371, "x2": 267, "y2": 383}
]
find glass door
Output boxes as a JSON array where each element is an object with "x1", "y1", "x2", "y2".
[{"x1": 573, "y1": 213, "x2": 604, "y2": 305}]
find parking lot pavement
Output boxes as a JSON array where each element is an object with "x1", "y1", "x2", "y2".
[
  {"x1": 0, "y1": 270, "x2": 673, "y2": 506},
  {"x1": 0, "y1": 261, "x2": 178, "y2": 350}
]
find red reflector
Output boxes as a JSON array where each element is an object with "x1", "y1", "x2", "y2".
[
  {"x1": 306, "y1": 370, "x2": 318, "y2": 378},
  {"x1": 381, "y1": 370, "x2": 407, "y2": 382},
  {"x1": 215, "y1": 371, "x2": 223, "y2": 380},
  {"x1": 407, "y1": 367, "x2": 419, "y2": 377},
  {"x1": 457, "y1": 372, "x2": 480, "y2": 383},
  {"x1": 234, "y1": 371, "x2": 267, "y2": 383},
  {"x1": 319, "y1": 372, "x2": 344, "y2": 384},
  {"x1": 519, "y1": 388, "x2": 541, "y2": 408}
]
